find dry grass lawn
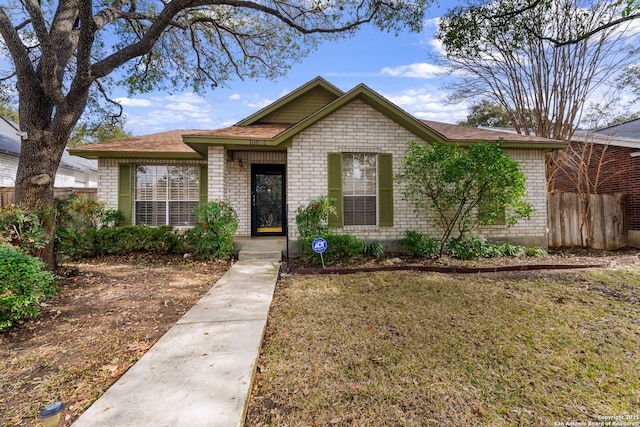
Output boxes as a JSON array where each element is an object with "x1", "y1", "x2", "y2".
[{"x1": 246, "y1": 267, "x2": 640, "y2": 426}]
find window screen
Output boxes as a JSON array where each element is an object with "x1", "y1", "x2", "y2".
[
  {"x1": 342, "y1": 153, "x2": 377, "y2": 226},
  {"x1": 135, "y1": 165, "x2": 199, "y2": 226}
]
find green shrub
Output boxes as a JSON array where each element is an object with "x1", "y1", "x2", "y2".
[
  {"x1": 0, "y1": 205, "x2": 49, "y2": 255},
  {"x1": 363, "y1": 241, "x2": 385, "y2": 258},
  {"x1": 447, "y1": 235, "x2": 495, "y2": 260},
  {"x1": 400, "y1": 230, "x2": 439, "y2": 258},
  {"x1": 526, "y1": 246, "x2": 547, "y2": 257},
  {"x1": 94, "y1": 225, "x2": 185, "y2": 255},
  {"x1": 0, "y1": 244, "x2": 56, "y2": 330},
  {"x1": 54, "y1": 193, "x2": 125, "y2": 259},
  {"x1": 295, "y1": 196, "x2": 336, "y2": 239},
  {"x1": 185, "y1": 201, "x2": 238, "y2": 260},
  {"x1": 299, "y1": 233, "x2": 363, "y2": 265},
  {"x1": 497, "y1": 242, "x2": 526, "y2": 257}
]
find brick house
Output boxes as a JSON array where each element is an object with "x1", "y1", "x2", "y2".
[
  {"x1": 69, "y1": 77, "x2": 565, "y2": 252},
  {"x1": 551, "y1": 122, "x2": 640, "y2": 248}
]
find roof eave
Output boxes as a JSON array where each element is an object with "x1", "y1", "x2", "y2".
[
  {"x1": 450, "y1": 140, "x2": 567, "y2": 150},
  {"x1": 68, "y1": 150, "x2": 205, "y2": 160}
]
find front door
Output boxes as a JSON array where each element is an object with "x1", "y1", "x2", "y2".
[{"x1": 251, "y1": 164, "x2": 286, "y2": 236}]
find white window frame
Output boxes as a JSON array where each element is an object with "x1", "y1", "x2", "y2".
[{"x1": 134, "y1": 165, "x2": 199, "y2": 226}]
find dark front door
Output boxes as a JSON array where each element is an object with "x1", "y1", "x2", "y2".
[{"x1": 251, "y1": 164, "x2": 286, "y2": 236}]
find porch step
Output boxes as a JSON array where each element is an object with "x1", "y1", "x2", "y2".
[{"x1": 238, "y1": 249, "x2": 282, "y2": 261}]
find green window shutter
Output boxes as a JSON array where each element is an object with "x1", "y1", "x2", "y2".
[
  {"x1": 378, "y1": 153, "x2": 394, "y2": 227},
  {"x1": 327, "y1": 153, "x2": 343, "y2": 227},
  {"x1": 118, "y1": 164, "x2": 132, "y2": 225},
  {"x1": 199, "y1": 164, "x2": 208, "y2": 205}
]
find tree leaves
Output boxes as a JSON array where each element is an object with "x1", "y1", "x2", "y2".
[{"x1": 396, "y1": 141, "x2": 532, "y2": 255}]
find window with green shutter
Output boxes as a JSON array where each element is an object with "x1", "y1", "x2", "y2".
[
  {"x1": 118, "y1": 164, "x2": 132, "y2": 225},
  {"x1": 327, "y1": 152, "x2": 393, "y2": 227}
]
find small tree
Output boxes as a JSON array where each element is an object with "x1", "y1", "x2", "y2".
[{"x1": 396, "y1": 141, "x2": 533, "y2": 256}]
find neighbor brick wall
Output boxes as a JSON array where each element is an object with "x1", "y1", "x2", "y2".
[
  {"x1": 286, "y1": 99, "x2": 549, "y2": 248},
  {"x1": 552, "y1": 143, "x2": 640, "y2": 230}
]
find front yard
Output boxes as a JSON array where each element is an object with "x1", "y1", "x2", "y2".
[
  {"x1": 246, "y1": 266, "x2": 640, "y2": 426},
  {"x1": 1, "y1": 252, "x2": 639, "y2": 426},
  {"x1": 0, "y1": 254, "x2": 228, "y2": 427}
]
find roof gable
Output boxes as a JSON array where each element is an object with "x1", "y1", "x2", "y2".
[
  {"x1": 236, "y1": 76, "x2": 343, "y2": 126},
  {"x1": 274, "y1": 83, "x2": 445, "y2": 144}
]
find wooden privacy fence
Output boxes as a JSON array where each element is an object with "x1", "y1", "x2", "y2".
[
  {"x1": 547, "y1": 192, "x2": 627, "y2": 250},
  {"x1": 1, "y1": 187, "x2": 97, "y2": 208}
]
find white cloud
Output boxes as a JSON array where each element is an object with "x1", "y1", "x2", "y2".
[
  {"x1": 165, "y1": 102, "x2": 201, "y2": 112},
  {"x1": 380, "y1": 63, "x2": 447, "y2": 79},
  {"x1": 247, "y1": 98, "x2": 274, "y2": 109},
  {"x1": 114, "y1": 98, "x2": 152, "y2": 107},
  {"x1": 381, "y1": 87, "x2": 468, "y2": 124},
  {"x1": 225, "y1": 92, "x2": 274, "y2": 109},
  {"x1": 160, "y1": 92, "x2": 208, "y2": 105},
  {"x1": 120, "y1": 92, "x2": 220, "y2": 134}
]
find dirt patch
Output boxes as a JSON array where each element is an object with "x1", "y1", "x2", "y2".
[{"x1": 0, "y1": 254, "x2": 229, "y2": 427}]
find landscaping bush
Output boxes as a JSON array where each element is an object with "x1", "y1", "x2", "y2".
[
  {"x1": 526, "y1": 246, "x2": 547, "y2": 257},
  {"x1": 299, "y1": 233, "x2": 364, "y2": 265},
  {"x1": 363, "y1": 241, "x2": 385, "y2": 258},
  {"x1": 94, "y1": 225, "x2": 185, "y2": 255},
  {"x1": 0, "y1": 244, "x2": 56, "y2": 330},
  {"x1": 295, "y1": 197, "x2": 367, "y2": 265},
  {"x1": 498, "y1": 242, "x2": 526, "y2": 257},
  {"x1": 185, "y1": 201, "x2": 238, "y2": 260},
  {"x1": 295, "y1": 195, "x2": 336, "y2": 239},
  {"x1": 55, "y1": 193, "x2": 124, "y2": 259},
  {"x1": 447, "y1": 236, "x2": 531, "y2": 260},
  {"x1": 447, "y1": 235, "x2": 496, "y2": 260},
  {"x1": 400, "y1": 230, "x2": 439, "y2": 258},
  {"x1": 0, "y1": 205, "x2": 49, "y2": 256}
]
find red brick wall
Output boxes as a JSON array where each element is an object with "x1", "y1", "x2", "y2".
[{"x1": 551, "y1": 143, "x2": 640, "y2": 230}]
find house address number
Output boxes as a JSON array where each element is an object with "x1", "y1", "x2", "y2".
[{"x1": 250, "y1": 139, "x2": 267, "y2": 145}]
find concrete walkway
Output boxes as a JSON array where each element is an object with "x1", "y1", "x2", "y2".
[{"x1": 72, "y1": 259, "x2": 281, "y2": 427}]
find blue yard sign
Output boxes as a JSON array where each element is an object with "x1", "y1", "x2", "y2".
[
  {"x1": 311, "y1": 237, "x2": 328, "y2": 267},
  {"x1": 312, "y1": 237, "x2": 328, "y2": 253}
]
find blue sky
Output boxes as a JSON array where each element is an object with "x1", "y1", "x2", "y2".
[{"x1": 115, "y1": 4, "x2": 461, "y2": 135}]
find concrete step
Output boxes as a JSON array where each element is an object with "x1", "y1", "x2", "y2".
[
  {"x1": 238, "y1": 249, "x2": 282, "y2": 261},
  {"x1": 233, "y1": 237, "x2": 285, "y2": 252}
]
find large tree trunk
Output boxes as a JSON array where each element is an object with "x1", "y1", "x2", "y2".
[
  {"x1": 14, "y1": 129, "x2": 68, "y2": 268},
  {"x1": 14, "y1": 87, "x2": 83, "y2": 268}
]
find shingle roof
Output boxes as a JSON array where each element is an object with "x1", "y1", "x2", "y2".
[
  {"x1": 1, "y1": 116, "x2": 97, "y2": 172},
  {"x1": 70, "y1": 80, "x2": 565, "y2": 159},
  {"x1": 184, "y1": 123, "x2": 291, "y2": 140},
  {"x1": 424, "y1": 120, "x2": 562, "y2": 144},
  {"x1": 68, "y1": 130, "x2": 202, "y2": 159},
  {"x1": 596, "y1": 118, "x2": 640, "y2": 139}
]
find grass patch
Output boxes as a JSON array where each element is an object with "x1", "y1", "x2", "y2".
[{"x1": 247, "y1": 268, "x2": 640, "y2": 426}]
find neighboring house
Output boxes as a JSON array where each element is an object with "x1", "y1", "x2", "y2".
[
  {"x1": 69, "y1": 77, "x2": 565, "y2": 252},
  {"x1": 0, "y1": 116, "x2": 98, "y2": 188},
  {"x1": 551, "y1": 122, "x2": 640, "y2": 248}
]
